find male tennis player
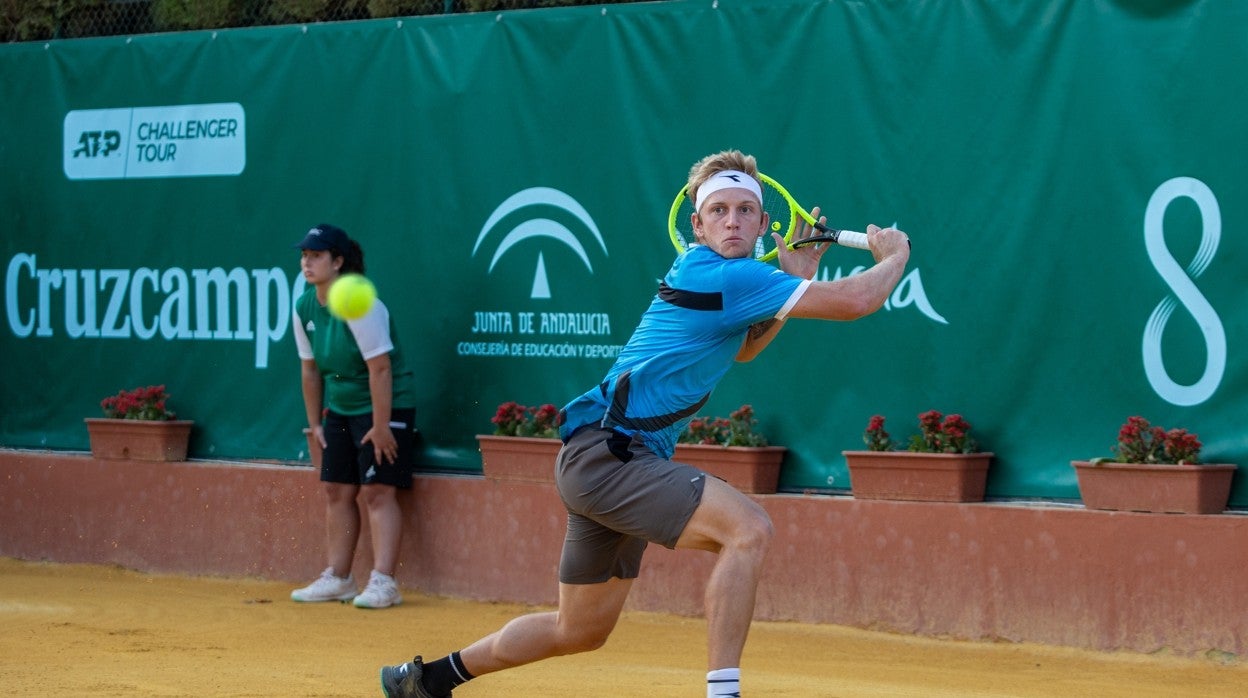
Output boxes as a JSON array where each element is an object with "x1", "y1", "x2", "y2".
[{"x1": 380, "y1": 150, "x2": 910, "y2": 698}]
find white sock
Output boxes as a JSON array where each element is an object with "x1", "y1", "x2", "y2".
[{"x1": 707, "y1": 667, "x2": 741, "y2": 697}]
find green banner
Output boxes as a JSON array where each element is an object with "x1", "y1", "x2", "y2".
[{"x1": 2, "y1": 0, "x2": 1245, "y2": 505}]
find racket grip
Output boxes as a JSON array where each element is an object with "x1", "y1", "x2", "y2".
[{"x1": 837, "y1": 231, "x2": 870, "y2": 250}]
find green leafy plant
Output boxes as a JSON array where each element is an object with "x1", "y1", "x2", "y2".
[
  {"x1": 679, "y1": 404, "x2": 769, "y2": 447},
  {"x1": 491, "y1": 401, "x2": 559, "y2": 439},
  {"x1": 100, "y1": 385, "x2": 178, "y2": 421},
  {"x1": 862, "y1": 410, "x2": 979, "y2": 454},
  {"x1": 151, "y1": 0, "x2": 243, "y2": 32},
  {"x1": 1108, "y1": 415, "x2": 1202, "y2": 465}
]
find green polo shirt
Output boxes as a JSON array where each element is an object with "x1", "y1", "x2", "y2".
[{"x1": 294, "y1": 287, "x2": 417, "y2": 416}]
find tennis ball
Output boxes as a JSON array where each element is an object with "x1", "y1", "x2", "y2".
[
  {"x1": 771, "y1": 221, "x2": 782, "y2": 231},
  {"x1": 327, "y1": 274, "x2": 376, "y2": 320}
]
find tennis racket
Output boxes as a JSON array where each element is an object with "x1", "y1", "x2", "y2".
[{"x1": 667, "y1": 172, "x2": 870, "y2": 262}]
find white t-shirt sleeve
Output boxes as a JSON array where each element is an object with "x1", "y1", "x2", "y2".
[
  {"x1": 348, "y1": 299, "x2": 395, "y2": 360},
  {"x1": 776, "y1": 279, "x2": 812, "y2": 321}
]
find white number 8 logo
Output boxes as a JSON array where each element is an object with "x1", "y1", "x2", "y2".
[{"x1": 1142, "y1": 177, "x2": 1226, "y2": 406}]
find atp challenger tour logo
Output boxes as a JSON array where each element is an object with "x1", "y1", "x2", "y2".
[
  {"x1": 462, "y1": 187, "x2": 621, "y2": 360},
  {"x1": 64, "y1": 102, "x2": 245, "y2": 180}
]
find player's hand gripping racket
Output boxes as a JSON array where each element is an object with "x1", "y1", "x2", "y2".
[{"x1": 668, "y1": 172, "x2": 870, "y2": 262}]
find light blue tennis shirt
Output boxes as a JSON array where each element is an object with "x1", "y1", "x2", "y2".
[{"x1": 559, "y1": 244, "x2": 809, "y2": 458}]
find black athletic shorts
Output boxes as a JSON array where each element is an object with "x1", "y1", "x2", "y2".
[{"x1": 320, "y1": 407, "x2": 416, "y2": 488}]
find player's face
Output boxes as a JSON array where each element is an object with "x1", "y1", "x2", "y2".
[
  {"x1": 300, "y1": 249, "x2": 340, "y2": 286},
  {"x1": 692, "y1": 189, "x2": 768, "y2": 259}
]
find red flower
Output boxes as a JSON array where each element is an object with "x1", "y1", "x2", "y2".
[
  {"x1": 1112, "y1": 416, "x2": 1203, "y2": 465},
  {"x1": 491, "y1": 401, "x2": 559, "y2": 438},
  {"x1": 863, "y1": 415, "x2": 891, "y2": 451},
  {"x1": 99, "y1": 385, "x2": 177, "y2": 421},
  {"x1": 679, "y1": 405, "x2": 769, "y2": 447},
  {"x1": 867, "y1": 410, "x2": 980, "y2": 454}
]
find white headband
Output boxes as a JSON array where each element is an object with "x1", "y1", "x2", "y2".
[{"x1": 694, "y1": 170, "x2": 762, "y2": 212}]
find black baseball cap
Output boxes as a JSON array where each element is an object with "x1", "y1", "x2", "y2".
[{"x1": 294, "y1": 223, "x2": 349, "y2": 255}]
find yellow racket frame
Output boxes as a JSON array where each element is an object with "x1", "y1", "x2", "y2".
[{"x1": 667, "y1": 172, "x2": 818, "y2": 263}]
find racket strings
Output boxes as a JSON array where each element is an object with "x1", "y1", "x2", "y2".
[{"x1": 759, "y1": 180, "x2": 797, "y2": 260}]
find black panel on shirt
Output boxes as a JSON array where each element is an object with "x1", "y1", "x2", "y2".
[{"x1": 658, "y1": 282, "x2": 723, "y2": 311}]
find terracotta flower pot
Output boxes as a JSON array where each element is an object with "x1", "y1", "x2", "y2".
[
  {"x1": 1072, "y1": 460, "x2": 1236, "y2": 514},
  {"x1": 843, "y1": 450, "x2": 993, "y2": 502},
  {"x1": 674, "y1": 443, "x2": 787, "y2": 495},
  {"x1": 476, "y1": 435, "x2": 787, "y2": 494},
  {"x1": 476, "y1": 434, "x2": 562, "y2": 483},
  {"x1": 84, "y1": 418, "x2": 194, "y2": 462}
]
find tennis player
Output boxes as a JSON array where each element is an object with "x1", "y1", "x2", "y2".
[{"x1": 380, "y1": 150, "x2": 911, "y2": 697}]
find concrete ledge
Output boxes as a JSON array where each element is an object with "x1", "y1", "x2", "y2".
[{"x1": 1, "y1": 450, "x2": 1244, "y2": 657}]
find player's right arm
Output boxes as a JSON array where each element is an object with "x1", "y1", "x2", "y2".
[{"x1": 787, "y1": 224, "x2": 910, "y2": 321}]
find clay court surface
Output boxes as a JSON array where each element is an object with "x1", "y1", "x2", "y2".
[{"x1": 1, "y1": 558, "x2": 1242, "y2": 697}]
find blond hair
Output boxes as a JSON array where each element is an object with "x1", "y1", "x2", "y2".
[{"x1": 687, "y1": 150, "x2": 760, "y2": 206}]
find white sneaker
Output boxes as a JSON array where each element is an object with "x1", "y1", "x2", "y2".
[
  {"x1": 290, "y1": 567, "x2": 356, "y2": 602},
  {"x1": 353, "y1": 570, "x2": 402, "y2": 609}
]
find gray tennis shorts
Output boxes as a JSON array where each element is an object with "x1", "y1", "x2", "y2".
[{"x1": 555, "y1": 427, "x2": 707, "y2": 584}]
